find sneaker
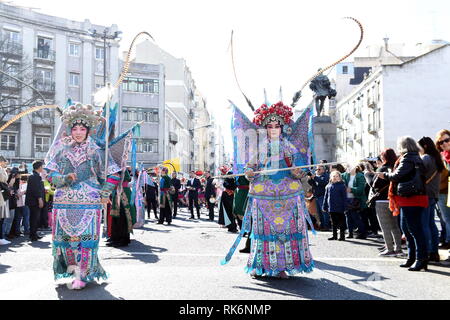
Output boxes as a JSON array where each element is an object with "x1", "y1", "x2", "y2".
[
  {"x1": 379, "y1": 250, "x2": 397, "y2": 257},
  {"x1": 0, "y1": 239, "x2": 11, "y2": 245},
  {"x1": 394, "y1": 250, "x2": 407, "y2": 257}
]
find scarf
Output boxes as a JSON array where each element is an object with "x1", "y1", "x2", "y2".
[
  {"x1": 388, "y1": 156, "x2": 402, "y2": 217},
  {"x1": 442, "y1": 151, "x2": 450, "y2": 165}
]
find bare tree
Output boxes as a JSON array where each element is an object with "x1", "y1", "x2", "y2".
[{"x1": 0, "y1": 34, "x2": 52, "y2": 124}]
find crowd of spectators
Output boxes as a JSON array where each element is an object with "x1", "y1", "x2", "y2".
[
  {"x1": 311, "y1": 130, "x2": 450, "y2": 271},
  {"x1": 0, "y1": 160, "x2": 54, "y2": 246}
]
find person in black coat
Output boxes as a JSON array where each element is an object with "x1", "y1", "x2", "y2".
[
  {"x1": 218, "y1": 167, "x2": 238, "y2": 233},
  {"x1": 308, "y1": 165, "x2": 331, "y2": 230},
  {"x1": 6, "y1": 168, "x2": 20, "y2": 239},
  {"x1": 145, "y1": 177, "x2": 159, "y2": 220},
  {"x1": 375, "y1": 137, "x2": 429, "y2": 271},
  {"x1": 187, "y1": 171, "x2": 202, "y2": 219},
  {"x1": 171, "y1": 172, "x2": 181, "y2": 218},
  {"x1": 25, "y1": 161, "x2": 45, "y2": 242},
  {"x1": 323, "y1": 171, "x2": 347, "y2": 241},
  {"x1": 204, "y1": 171, "x2": 216, "y2": 221}
]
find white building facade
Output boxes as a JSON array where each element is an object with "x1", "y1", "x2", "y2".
[
  {"x1": 117, "y1": 61, "x2": 165, "y2": 168},
  {"x1": 0, "y1": 2, "x2": 120, "y2": 164},
  {"x1": 336, "y1": 44, "x2": 450, "y2": 164}
]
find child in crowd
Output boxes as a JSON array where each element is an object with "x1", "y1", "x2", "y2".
[{"x1": 323, "y1": 171, "x2": 348, "y2": 241}]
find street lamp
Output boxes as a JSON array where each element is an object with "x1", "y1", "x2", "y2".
[{"x1": 88, "y1": 28, "x2": 122, "y2": 86}]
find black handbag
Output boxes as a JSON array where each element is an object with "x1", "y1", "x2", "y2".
[{"x1": 397, "y1": 163, "x2": 425, "y2": 197}]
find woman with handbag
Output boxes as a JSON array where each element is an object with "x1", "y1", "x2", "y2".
[
  {"x1": 0, "y1": 156, "x2": 11, "y2": 245},
  {"x1": 418, "y1": 137, "x2": 445, "y2": 263},
  {"x1": 376, "y1": 136, "x2": 429, "y2": 271},
  {"x1": 435, "y1": 129, "x2": 450, "y2": 250},
  {"x1": 342, "y1": 165, "x2": 368, "y2": 239},
  {"x1": 366, "y1": 149, "x2": 403, "y2": 257}
]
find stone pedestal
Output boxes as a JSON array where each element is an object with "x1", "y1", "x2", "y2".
[{"x1": 313, "y1": 116, "x2": 336, "y2": 163}]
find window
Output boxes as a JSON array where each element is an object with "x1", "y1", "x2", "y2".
[
  {"x1": 95, "y1": 47, "x2": 105, "y2": 60},
  {"x1": 122, "y1": 77, "x2": 160, "y2": 94},
  {"x1": 69, "y1": 73, "x2": 80, "y2": 87},
  {"x1": 37, "y1": 37, "x2": 53, "y2": 59},
  {"x1": 36, "y1": 69, "x2": 52, "y2": 83},
  {"x1": 5, "y1": 30, "x2": 20, "y2": 43},
  {"x1": 342, "y1": 66, "x2": 348, "y2": 74},
  {"x1": 137, "y1": 139, "x2": 158, "y2": 153},
  {"x1": 69, "y1": 43, "x2": 80, "y2": 56},
  {"x1": 34, "y1": 135, "x2": 50, "y2": 153},
  {"x1": 1, "y1": 134, "x2": 16, "y2": 151},
  {"x1": 122, "y1": 107, "x2": 159, "y2": 123},
  {"x1": 6, "y1": 99, "x2": 19, "y2": 114}
]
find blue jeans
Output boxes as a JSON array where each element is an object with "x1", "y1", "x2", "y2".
[
  {"x1": 400, "y1": 206, "x2": 427, "y2": 261},
  {"x1": 21, "y1": 206, "x2": 30, "y2": 233},
  {"x1": 421, "y1": 198, "x2": 440, "y2": 254},
  {"x1": 345, "y1": 208, "x2": 366, "y2": 234},
  {"x1": 437, "y1": 194, "x2": 450, "y2": 242},
  {"x1": 316, "y1": 195, "x2": 330, "y2": 228},
  {"x1": 3, "y1": 210, "x2": 14, "y2": 238}
]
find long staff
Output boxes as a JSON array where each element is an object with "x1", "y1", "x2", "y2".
[{"x1": 212, "y1": 161, "x2": 345, "y2": 179}]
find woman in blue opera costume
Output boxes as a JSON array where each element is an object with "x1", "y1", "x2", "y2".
[
  {"x1": 222, "y1": 101, "x2": 316, "y2": 279},
  {"x1": 45, "y1": 103, "x2": 121, "y2": 290}
]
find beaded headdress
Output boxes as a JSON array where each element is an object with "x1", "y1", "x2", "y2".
[
  {"x1": 62, "y1": 103, "x2": 101, "y2": 129},
  {"x1": 252, "y1": 101, "x2": 293, "y2": 127}
]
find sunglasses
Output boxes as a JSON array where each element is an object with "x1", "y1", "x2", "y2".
[{"x1": 438, "y1": 138, "x2": 450, "y2": 145}]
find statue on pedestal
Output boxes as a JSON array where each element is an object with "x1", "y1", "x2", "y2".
[{"x1": 309, "y1": 69, "x2": 337, "y2": 117}]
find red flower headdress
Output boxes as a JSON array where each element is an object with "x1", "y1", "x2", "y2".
[
  {"x1": 252, "y1": 101, "x2": 293, "y2": 127},
  {"x1": 219, "y1": 165, "x2": 230, "y2": 175}
]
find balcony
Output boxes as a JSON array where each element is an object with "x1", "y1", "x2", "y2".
[
  {"x1": 346, "y1": 137, "x2": 354, "y2": 147},
  {"x1": 345, "y1": 114, "x2": 352, "y2": 124},
  {"x1": 32, "y1": 110, "x2": 54, "y2": 125},
  {"x1": 368, "y1": 123, "x2": 378, "y2": 135},
  {"x1": 34, "y1": 48, "x2": 56, "y2": 63},
  {"x1": 1, "y1": 79, "x2": 22, "y2": 93},
  {"x1": 368, "y1": 99, "x2": 377, "y2": 109},
  {"x1": 33, "y1": 80, "x2": 55, "y2": 94},
  {"x1": 0, "y1": 39, "x2": 23, "y2": 57},
  {"x1": 169, "y1": 131, "x2": 178, "y2": 144},
  {"x1": 353, "y1": 132, "x2": 362, "y2": 143},
  {"x1": 353, "y1": 108, "x2": 362, "y2": 119}
]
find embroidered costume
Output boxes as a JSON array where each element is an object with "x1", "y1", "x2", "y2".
[
  {"x1": 45, "y1": 102, "x2": 139, "y2": 286},
  {"x1": 222, "y1": 100, "x2": 316, "y2": 278},
  {"x1": 108, "y1": 170, "x2": 137, "y2": 247}
]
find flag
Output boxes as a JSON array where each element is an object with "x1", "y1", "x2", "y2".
[{"x1": 162, "y1": 158, "x2": 181, "y2": 174}]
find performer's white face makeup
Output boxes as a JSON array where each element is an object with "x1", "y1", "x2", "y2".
[
  {"x1": 71, "y1": 124, "x2": 88, "y2": 143},
  {"x1": 266, "y1": 121, "x2": 281, "y2": 140}
]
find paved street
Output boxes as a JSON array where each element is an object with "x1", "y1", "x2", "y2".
[{"x1": 0, "y1": 207, "x2": 449, "y2": 300}]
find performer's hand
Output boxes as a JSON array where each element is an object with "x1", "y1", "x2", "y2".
[
  {"x1": 67, "y1": 173, "x2": 77, "y2": 181},
  {"x1": 291, "y1": 168, "x2": 304, "y2": 178},
  {"x1": 38, "y1": 198, "x2": 44, "y2": 209},
  {"x1": 101, "y1": 198, "x2": 111, "y2": 205},
  {"x1": 246, "y1": 169, "x2": 255, "y2": 178}
]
